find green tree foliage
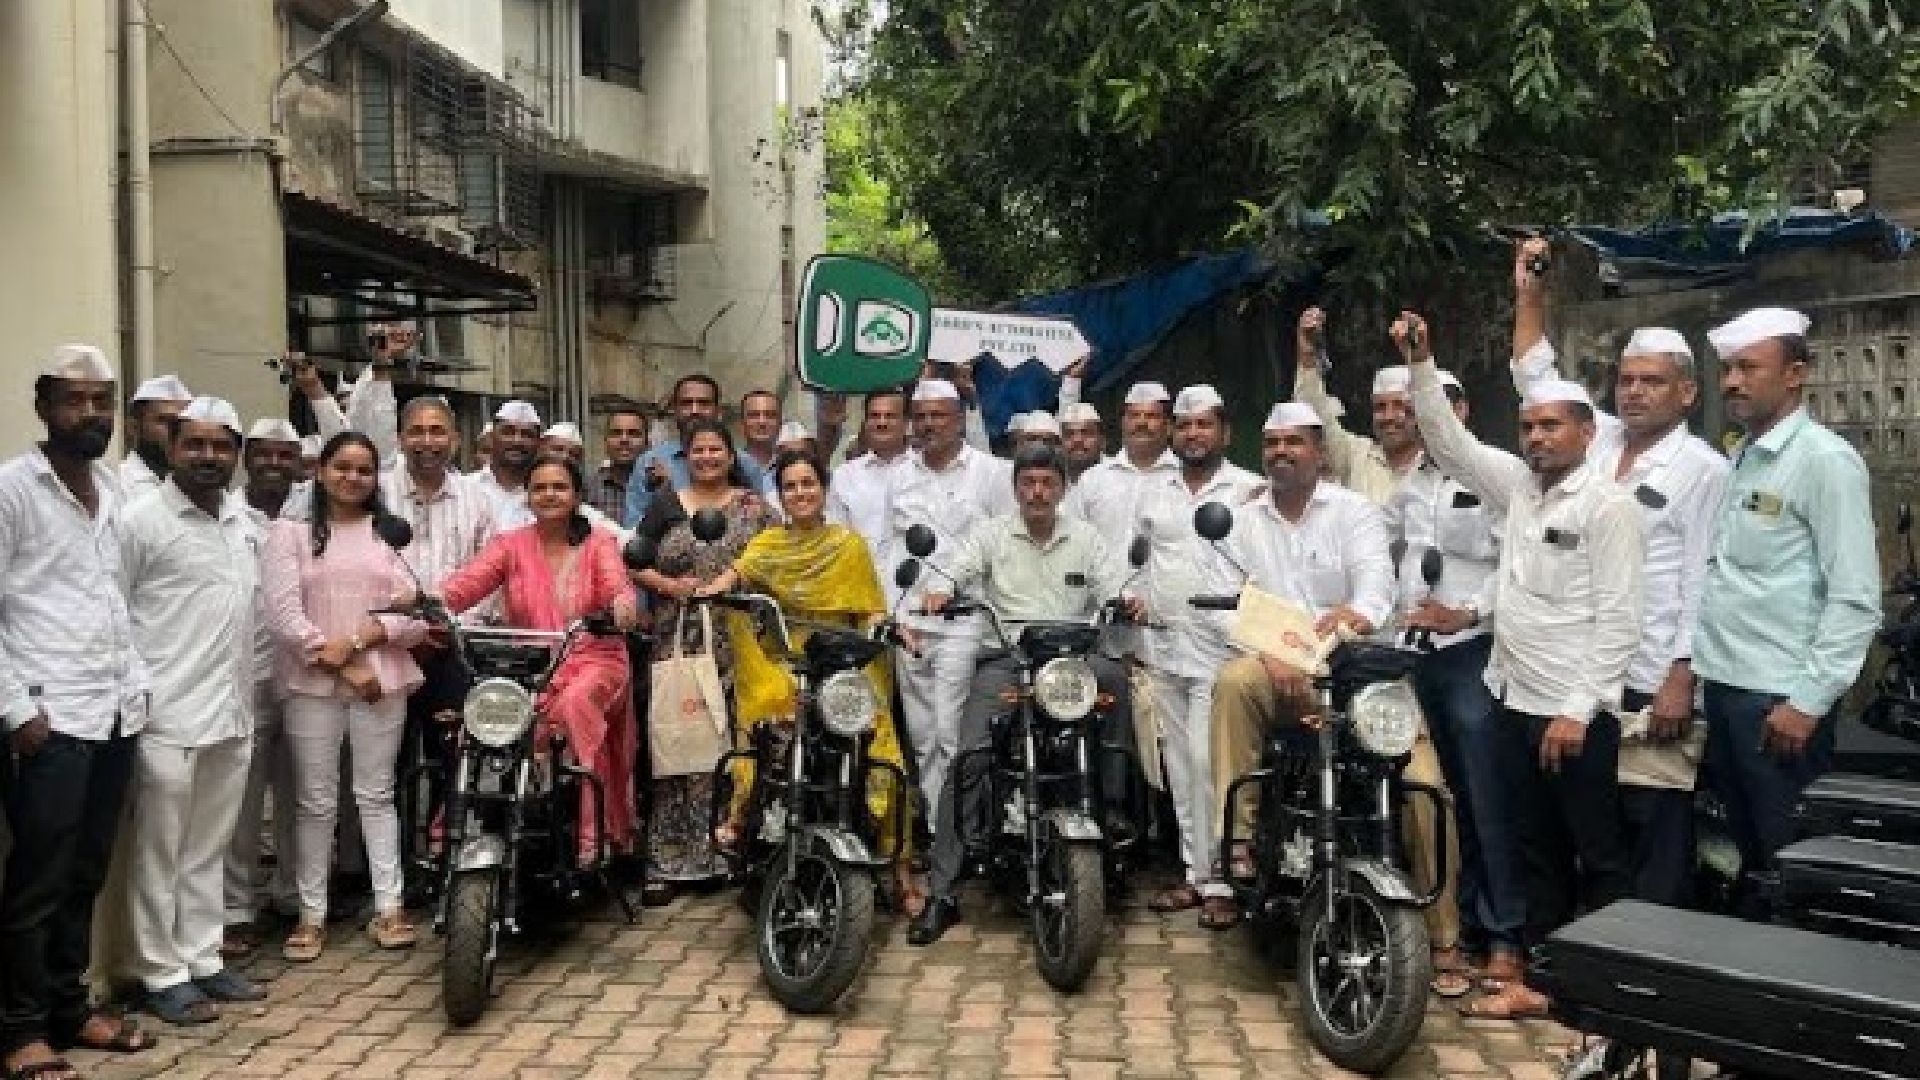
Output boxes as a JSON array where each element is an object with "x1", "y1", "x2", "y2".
[
  {"x1": 857, "y1": 0, "x2": 1920, "y2": 298},
  {"x1": 823, "y1": 95, "x2": 972, "y2": 302}
]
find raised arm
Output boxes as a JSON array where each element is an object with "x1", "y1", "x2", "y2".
[
  {"x1": 1402, "y1": 313, "x2": 1528, "y2": 514},
  {"x1": 1509, "y1": 243, "x2": 1623, "y2": 445},
  {"x1": 1292, "y1": 307, "x2": 1375, "y2": 487}
]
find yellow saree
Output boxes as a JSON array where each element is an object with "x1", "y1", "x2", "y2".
[{"x1": 726, "y1": 523, "x2": 911, "y2": 859}]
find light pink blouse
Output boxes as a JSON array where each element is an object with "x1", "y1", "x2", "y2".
[{"x1": 263, "y1": 516, "x2": 426, "y2": 700}]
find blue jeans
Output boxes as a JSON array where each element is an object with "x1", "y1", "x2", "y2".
[
  {"x1": 1413, "y1": 635, "x2": 1523, "y2": 950},
  {"x1": 1702, "y1": 681, "x2": 1834, "y2": 875}
]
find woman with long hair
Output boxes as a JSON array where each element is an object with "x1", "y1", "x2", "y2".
[
  {"x1": 704, "y1": 452, "x2": 924, "y2": 914},
  {"x1": 437, "y1": 456, "x2": 642, "y2": 861},
  {"x1": 631, "y1": 418, "x2": 779, "y2": 901},
  {"x1": 262, "y1": 432, "x2": 426, "y2": 962}
]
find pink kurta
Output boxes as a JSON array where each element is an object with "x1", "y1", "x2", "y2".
[{"x1": 440, "y1": 525, "x2": 638, "y2": 853}]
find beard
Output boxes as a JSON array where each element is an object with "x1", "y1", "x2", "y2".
[{"x1": 47, "y1": 420, "x2": 114, "y2": 461}]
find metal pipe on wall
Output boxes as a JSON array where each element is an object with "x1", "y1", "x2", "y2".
[{"x1": 123, "y1": 0, "x2": 155, "y2": 388}]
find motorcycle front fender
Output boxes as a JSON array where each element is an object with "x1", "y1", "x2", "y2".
[
  {"x1": 1333, "y1": 858, "x2": 1419, "y2": 905},
  {"x1": 1045, "y1": 809, "x2": 1104, "y2": 845},
  {"x1": 804, "y1": 825, "x2": 884, "y2": 868},
  {"x1": 454, "y1": 833, "x2": 509, "y2": 873}
]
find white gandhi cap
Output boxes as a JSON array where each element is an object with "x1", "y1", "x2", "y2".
[
  {"x1": 299, "y1": 435, "x2": 322, "y2": 458},
  {"x1": 1059, "y1": 403, "x2": 1100, "y2": 425},
  {"x1": 1374, "y1": 365, "x2": 1461, "y2": 395},
  {"x1": 776, "y1": 421, "x2": 813, "y2": 443},
  {"x1": 1707, "y1": 308, "x2": 1811, "y2": 356},
  {"x1": 1624, "y1": 326, "x2": 1693, "y2": 360},
  {"x1": 1172, "y1": 384, "x2": 1225, "y2": 417},
  {"x1": 1522, "y1": 379, "x2": 1595, "y2": 409},
  {"x1": 246, "y1": 418, "x2": 301, "y2": 444},
  {"x1": 41, "y1": 344, "x2": 115, "y2": 382},
  {"x1": 912, "y1": 379, "x2": 960, "y2": 403},
  {"x1": 1124, "y1": 382, "x2": 1171, "y2": 406},
  {"x1": 542, "y1": 422, "x2": 583, "y2": 446},
  {"x1": 1024, "y1": 412, "x2": 1061, "y2": 437},
  {"x1": 133, "y1": 373, "x2": 192, "y2": 403},
  {"x1": 1263, "y1": 402, "x2": 1323, "y2": 431},
  {"x1": 495, "y1": 400, "x2": 542, "y2": 427},
  {"x1": 177, "y1": 396, "x2": 243, "y2": 437}
]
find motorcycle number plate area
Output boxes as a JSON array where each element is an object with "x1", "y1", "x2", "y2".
[{"x1": 1538, "y1": 901, "x2": 1920, "y2": 1080}]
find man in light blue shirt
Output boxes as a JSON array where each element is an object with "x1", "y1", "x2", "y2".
[
  {"x1": 1694, "y1": 307, "x2": 1880, "y2": 892},
  {"x1": 622, "y1": 374, "x2": 768, "y2": 527}
]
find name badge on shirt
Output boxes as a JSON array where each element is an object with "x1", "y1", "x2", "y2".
[
  {"x1": 1542, "y1": 527, "x2": 1582, "y2": 551},
  {"x1": 1742, "y1": 490, "x2": 1784, "y2": 517},
  {"x1": 1634, "y1": 484, "x2": 1668, "y2": 510},
  {"x1": 1065, "y1": 572, "x2": 1088, "y2": 588},
  {"x1": 1450, "y1": 490, "x2": 1481, "y2": 509}
]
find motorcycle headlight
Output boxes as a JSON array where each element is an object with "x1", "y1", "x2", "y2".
[
  {"x1": 816, "y1": 671, "x2": 877, "y2": 737},
  {"x1": 463, "y1": 678, "x2": 535, "y2": 749},
  {"x1": 1034, "y1": 657, "x2": 1098, "y2": 721},
  {"x1": 1348, "y1": 680, "x2": 1419, "y2": 758}
]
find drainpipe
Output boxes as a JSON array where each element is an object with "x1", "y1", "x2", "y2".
[{"x1": 124, "y1": 0, "x2": 155, "y2": 387}]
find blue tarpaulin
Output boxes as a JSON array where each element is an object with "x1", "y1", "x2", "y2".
[
  {"x1": 971, "y1": 248, "x2": 1272, "y2": 437},
  {"x1": 1571, "y1": 210, "x2": 1912, "y2": 291}
]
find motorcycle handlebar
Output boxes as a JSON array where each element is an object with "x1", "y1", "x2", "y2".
[{"x1": 1188, "y1": 595, "x2": 1240, "y2": 611}]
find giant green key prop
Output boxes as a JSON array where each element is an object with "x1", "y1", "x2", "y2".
[{"x1": 794, "y1": 254, "x2": 932, "y2": 393}]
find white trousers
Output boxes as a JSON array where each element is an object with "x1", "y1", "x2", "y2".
[
  {"x1": 1147, "y1": 668, "x2": 1229, "y2": 897},
  {"x1": 225, "y1": 684, "x2": 293, "y2": 923},
  {"x1": 125, "y1": 735, "x2": 251, "y2": 990},
  {"x1": 282, "y1": 694, "x2": 406, "y2": 921},
  {"x1": 895, "y1": 632, "x2": 980, "y2": 830}
]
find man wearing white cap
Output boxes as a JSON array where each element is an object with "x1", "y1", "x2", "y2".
[
  {"x1": 121, "y1": 373, "x2": 194, "y2": 498},
  {"x1": 1202, "y1": 403, "x2": 1397, "y2": 924},
  {"x1": 1511, "y1": 240, "x2": 1731, "y2": 916},
  {"x1": 1693, "y1": 305, "x2": 1879, "y2": 905},
  {"x1": 223, "y1": 418, "x2": 304, "y2": 951},
  {"x1": 1134, "y1": 384, "x2": 1263, "y2": 915},
  {"x1": 1011, "y1": 411, "x2": 1063, "y2": 453},
  {"x1": 1403, "y1": 311, "x2": 1644, "y2": 1020},
  {"x1": 888, "y1": 378, "x2": 1016, "y2": 823},
  {"x1": 1058, "y1": 402, "x2": 1106, "y2": 483},
  {"x1": 542, "y1": 422, "x2": 587, "y2": 467},
  {"x1": 473, "y1": 400, "x2": 545, "y2": 528},
  {"x1": 1, "y1": 346, "x2": 157, "y2": 1073},
  {"x1": 119, "y1": 398, "x2": 268, "y2": 1023},
  {"x1": 1063, "y1": 382, "x2": 1178, "y2": 541}
]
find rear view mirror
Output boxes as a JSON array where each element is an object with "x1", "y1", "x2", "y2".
[
  {"x1": 1418, "y1": 547, "x2": 1443, "y2": 586},
  {"x1": 1193, "y1": 502, "x2": 1235, "y2": 542},
  {"x1": 894, "y1": 559, "x2": 922, "y2": 591},
  {"x1": 1899, "y1": 504, "x2": 1912, "y2": 536},
  {"x1": 1127, "y1": 535, "x2": 1150, "y2": 569},
  {"x1": 623, "y1": 533, "x2": 658, "y2": 572},
  {"x1": 904, "y1": 524, "x2": 938, "y2": 558},
  {"x1": 690, "y1": 508, "x2": 728, "y2": 545},
  {"x1": 374, "y1": 514, "x2": 413, "y2": 551}
]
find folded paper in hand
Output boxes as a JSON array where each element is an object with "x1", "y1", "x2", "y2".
[{"x1": 1230, "y1": 586, "x2": 1337, "y2": 673}]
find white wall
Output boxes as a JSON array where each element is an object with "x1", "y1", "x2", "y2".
[
  {"x1": 389, "y1": 0, "x2": 505, "y2": 77},
  {"x1": 0, "y1": 0, "x2": 120, "y2": 459}
]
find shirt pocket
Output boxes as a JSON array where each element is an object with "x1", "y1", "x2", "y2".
[
  {"x1": 1513, "y1": 532, "x2": 1582, "y2": 602},
  {"x1": 1719, "y1": 497, "x2": 1797, "y2": 573}
]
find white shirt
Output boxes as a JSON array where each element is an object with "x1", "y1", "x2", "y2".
[
  {"x1": 1388, "y1": 455, "x2": 1504, "y2": 649},
  {"x1": 381, "y1": 467, "x2": 498, "y2": 592},
  {"x1": 1063, "y1": 449, "x2": 1180, "y2": 657},
  {"x1": 310, "y1": 378, "x2": 400, "y2": 472},
  {"x1": 0, "y1": 450, "x2": 148, "y2": 737},
  {"x1": 241, "y1": 501, "x2": 280, "y2": 683},
  {"x1": 1227, "y1": 482, "x2": 1396, "y2": 630},
  {"x1": 1412, "y1": 359, "x2": 1646, "y2": 722},
  {"x1": 1136, "y1": 461, "x2": 1264, "y2": 678},
  {"x1": 120, "y1": 481, "x2": 259, "y2": 746},
  {"x1": 119, "y1": 453, "x2": 164, "y2": 499},
  {"x1": 469, "y1": 466, "x2": 536, "y2": 530},
  {"x1": 886, "y1": 445, "x2": 1016, "y2": 636},
  {"x1": 1514, "y1": 341, "x2": 1730, "y2": 692},
  {"x1": 826, "y1": 450, "x2": 908, "y2": 559}
]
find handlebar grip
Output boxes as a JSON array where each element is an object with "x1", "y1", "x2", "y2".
[{"x1": 1188, "y1": 595, "x2": 1240, "y2": 611}]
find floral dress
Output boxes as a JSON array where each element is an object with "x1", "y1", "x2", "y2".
[{"x1": 645, "y1": 491, "x2": 779, "y2": 881}]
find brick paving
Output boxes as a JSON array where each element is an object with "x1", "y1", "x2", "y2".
[{"x1": 78, "y1": 883, "x2": 1578, "y2": 1079}]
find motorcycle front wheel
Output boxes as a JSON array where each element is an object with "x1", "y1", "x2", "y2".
[
  {"x1": 443, "y1": 868, "x2": 499, "y2": 1026},
  {"x1": 1032, "y1": 829, "x2": 1105, "y2": 992},
  {"x1": 756, "y1": 841, "x2": 875, "y2": 1013},
  {"x1": 1296, "y1": 880, "x2": 1428, "y2": 1075}
]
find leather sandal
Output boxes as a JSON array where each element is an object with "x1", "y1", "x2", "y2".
[
  {"x1": 1459, "y1": 983, "x2": 1551, "y2": 1020},
  {"x1": 1197, "y1": 895, "x2": 1240, "y2": 931},
  {"x1": 282, "y1": 922, "x2": 326, "y2": 963},
  {"x1": 1430, "y1": 946, "x2": 1474, "y2": 999},
  {"x1": 368, "y1": 910, "x2": 418, "y2": 949},
  {"x1": 1480, "y1": 947, "x2": 1526, "y2": 994},
  {"x1": 1147, "y1": 884, "x2": 1201, "y2": 913}
]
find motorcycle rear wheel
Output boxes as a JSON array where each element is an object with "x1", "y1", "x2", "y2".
[
  {"x1": 757, "y1": 842, "x2": 875, "y2": 1013},
  {"x1": 1296, "y1": 880, "x2": 1428, "y2": 1075},
  {"x1": 443, "y1": 869, "x2": 498, "y2": 1026}
]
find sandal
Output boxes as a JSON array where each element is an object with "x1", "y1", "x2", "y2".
[
  {"x1": 4, "y1": 1057, "x2": 80, "y2": 1080},
  {"x1": 1223, "y1": 841, "x2": 1255, "y2": 881},
  {"x1": 52, "y1": 1011, "x2": 155, "y2": 1054},
  {"x1": 1430, "y1": 946, "x2": 1474, "y2": 999},
  {"x1": 1459, "y1": 983, "x2": 1551, "y2": 1020},
  {"x1": 219, "y1": 924, "x2": 259, "y2": 960},
  {"x1": 282, "y1": 922, "x2": 326, "y2": 963},
  {"x1": 368, "y1": 911, "x2": 418, "y2": 950},
  {"x1": 1480, "y1": 947, "x2": 1526, "y2": 994},
  {"x1": 894, "y1": 871, "x2": 928, "y2": 919},
  {"x1": 1197, "y1": 895, "x2": 1240, "y2": 931},
  {"x1": 1147, "y1": 884, "x2": 1201, "y2": 913}
]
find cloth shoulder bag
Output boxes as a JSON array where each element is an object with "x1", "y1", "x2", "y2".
[{"x1": 647, "y1": 605, "x2": 730, "y2": 776}]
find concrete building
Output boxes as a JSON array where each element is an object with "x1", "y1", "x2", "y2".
[{"x1": 0, "y1": 0, "x2": 826, "y2": 462}]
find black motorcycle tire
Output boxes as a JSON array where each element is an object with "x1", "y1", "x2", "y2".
[
  {"x1": 1296, "y1": 880, "x2": 1428, "y2": 1075},
  {"x1": 443, "y1": 869, "x2": 498, "y2": 1027},
  {"x1": 756, "y1": 843, "x2": 875, "y2": 1014},
  {"x1": 1032, "y1": 835, "x2": 1105, "y2": 992}
]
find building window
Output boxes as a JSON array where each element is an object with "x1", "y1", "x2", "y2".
[
  {"x1": 582, "y1": 0, "x2": 642, "y2": 89},
  {"x1": 289, "y1": 16, "x2": 338, "y2": 82},
  {"x1": 357, "y1": 51, "x2": 399, "y2": 191}
]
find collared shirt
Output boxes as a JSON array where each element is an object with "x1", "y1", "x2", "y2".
[
  {"x1": 241, "y1": 501, "x2": 280, "y2": 683},
  {"x1": 1227, "y1": 483, "x2": 1396, "y2": 630},
  {"x1": 1694, "y1": 407, "x2": 1880, "y2": 715},
  {"x1": 1412, "y1": 359, "x2": 1645, "y2": 722},
  {"x1": 119, "y1": 453, "x2": 164, "y2": 499},
  {"x1": 1063, "y1": 449, "x2": 1181, "y2": 657},
  {"x1": 1515, "y1": 340, "x2": 1732, "y2": 692},
  {"x1": 1295, "y1": 366, "x2": 1415, "y2": 504},
  {"x1": 826, "y1": 450, "x2": 908, "y2": 559},
  {"x1": 469, "y1": 466, "x2": 535, "y2": 530},
  {"x1": 590, "y1": 463, "x2": 635, "y2": 522},
  {"x1": 0, "y1": 450, "x2": 148, "y2": 737},
  {"x1": 945, "y1": 513, "x2": 1128, "y2": 625},
  {"x1": 1387, "y1": 456, "x2": 1503, "y2": 648},
  {"x1": 622, "y1": 438, "x2": 770, "y2": 527},
  {"x1": 886, "y1": 444, "x2": 1016, "y2": 635},
  {"x1": 120, "y1": 481, "x2": 259, "y2": 746},
  {"x1": 1136, "y1": 461, "x2": 1265, "y2": 678},
  {"x1": 381, "y1": 467, "x2": 498, "y2": 592}
]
